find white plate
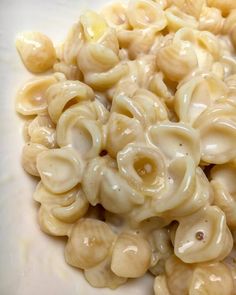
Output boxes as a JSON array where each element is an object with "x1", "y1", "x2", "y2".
[{"x1": 0, "y1": 1, "x2": 153, "y2": 294}]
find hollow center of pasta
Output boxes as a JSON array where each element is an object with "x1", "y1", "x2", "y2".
[
  {"x1": 71, "y1": 124, "x2": 92, "y2": 156},
  {"x1": 28, "y1": 88, "x2": 45, "y2": 106},
  {"x1": 134, "y1": 157, "x2": 157, "y2": 184}
]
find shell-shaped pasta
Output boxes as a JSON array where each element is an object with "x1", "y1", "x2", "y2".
[
  {"x1": 38, "y1": 205, "x2": 73, "y2": 236},
  {"x1": 126, "y1": 0, "x2": 167, "y2": 31},
  {"x1": 80, "y1": 11, "x2": 108, "y2": 43},
  {"x1": 149, "y1": 72, "x2": 173, "y2": 104},
  {"x1": 30, "y1": 127, "x2": 56, "y2": 149},
  {"x1": 154, "y1": 157, "x2": 211, "y2": 217},
  {"x1": 153, "y1": 275, "x2": 171, "y2": 295},
  {"x1": 193, "y1": 103, "x2": 236, "y2": 164},
  {"x1": 207, "y1": 0, "x2": 236, "y2": 16},
  {"x1": 189, "y1": 262, "x2": 234, "y2": 295},
  {"x1": 211, "y1": 162, "x2": 236, "y2": 227},
  {"x1": 223, "y1": 9, "x2": 236, "y2": 34},
  {"x1": 175, "y1": 74, "x2": 227, "y2": 124},
  {"x1": 117, "y1": 143, "x2": 167, "y2": 197},
  {"x1": 147, "y1": 122, "x2": 200, "y2": 165},
  {"x1": 53, "y1": 62, "x2": 83, "y2": 81},
  {"x1": 105, "y1": 113, "x2": 144, "y2": 158},
  {"x1": 22, "y1": 142, "x2": 48, "y2": 176},
  {"x1": 57, "y1": 21, "x2": 84, "y2": 65},
  {"x1": 65, "y1": 218, "x2": 116, "y2": 269},
  {"x1": 16, "y1": 75, "x2": 58, "y2": 116},
  {"x1": 156, "y1": 40, "x2": 198, "y2": 82},
  {"x1": 148, "y1": 228, "x2": 173, "y2": 275},
  {"x1": 82, "y1": 156, "x2": 144, "y2": 214},
  {"x1": 165, "y1": 6, "x2": 198, "y2": 32},
  {"x1": 37, "y1": 147, "x2": 84, "y2": 193},
  {"x1": 174, "y1": 206, "x2": 233, "y2": 263},
  {"x1": 166, "y1": 0, "x2": 206, "y2": 19},
  {"x1": 198, "y1": 7, "x2": 224, "y2": 35},
  {"x1": 101, "y1": 2, "x2": 130, "y2": 30},
  {"x1": 46, "y1": 80, "x2": 94, "y2": 123},
  {"x1": 16, "y1": 31, "x2": 56, "y2": 73},
  {"x1": 28, "y1": 114, "x2": 55, "y2": 134},
  {"x1": 111, "y1": 232, "x2": 151, "y2": 278},
  {"x1": 84, "y1": 255, "x2": 127, "y2": 289},
  {"x1": 111, "y1": 89, "x2": 168, "y2": 127}
]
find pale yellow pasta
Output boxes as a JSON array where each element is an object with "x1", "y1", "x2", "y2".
[
  {"x1": 37, "y1": 147, "x2": 84, "y2": 194},
  {"x1": 126, "y1": 0, "x2": 167, "y2": 31},
  {"x1": 16, "y1": 0, "x2": 236, "y2": 292},
  {"x1": 21, "y1": 142, "x2": 48, "y2": 177},
  {"x1": 174, "y1": 206, "x2": 233, "y2": 263},
  {"x1": 165, "y1": 5, "x2": 198, "y2": 32},
  {"x1": 211, "y1": 162, "x2": 236, "y2": 227},
  {"x1": 175, "y1": 74, "x2": 228, "y2": 124},
  {"x1": 111, "y1": 232, "x2": 152, "y2": 278},
  {"x1": 16, "y1": 31, "x2": 56, "y2": 73},
  {"x1": 198, "y1": 6, "x2": 224, "y2": 35},
  {"x1": 156, "y1": 39, "x2": 198, "y2": 82},
  {"x1": 46, "y1": 80, "x2": 94, "y2": 123},
  {"x1": 65, "y1": 218, "x2": 116, "y2": 269}
]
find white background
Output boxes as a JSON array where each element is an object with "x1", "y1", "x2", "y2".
[{"x1": 0, "y1": 0, "x2": 153, "y2": 294}]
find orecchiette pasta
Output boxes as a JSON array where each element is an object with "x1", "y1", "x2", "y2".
[{"x1": 16, "y1": 0, "x2": 236, "y2": 293}]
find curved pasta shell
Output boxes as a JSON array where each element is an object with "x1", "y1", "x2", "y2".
[
  {"x1": 82, "y1": 156, "x2": 144, "y2": 214},
  {"x1": 149, "y1": 72, "x2": 173, "y2": 104},
  {"x1": 28, "y1": 114, "x2": 55, "y2": 134},
  {"x1": 223, "y1": 9, "x2": 236, "y2": 34},
  {"x1": 65, "y1": 218, "x2": 116, "y2": 269},
  {"x1": 147, "y1": 122, "x2": 201, "y2": 165},
  {"x1": 22, "y1": 142, "x2": 48, "y2": 176},
  {"x1": 207, "y1": 0, "x2": 236, "y2": 16},
  {"x1": 174, "y1": 206, "x2": 233, "y2": 263},
  {"x1": 16, "y1": 75, "x2": 58, "y2": 116},
  {"x1": 154, "y1": 275, "x2": 171, "y2": 295},
  {"x1": 101, "y1": 2, "x2": 130, "y2": 30},
  {"x1": 156, "y1": 40, "x2": 198, "y2": 82},
  {"x1": 165, "y1": 6, "x2": 198, "y2": 32},
  {"x1": 111, "y1": 232, "x2": 152, "y2": 278},
  {"x1": 53, "y1": 62, "x2": 82, "y2": 81},
  {"x1": 117, "y1": 143, "x2": 167, "y2": 197},
  {"x1": 199, "y1": 6, "x2": 224, "y2": 34},
  {"x1": 194, "y1": 103, "x2": 236, "y2": 164},
  {"x1": 105, "y1": 113, "x2": 144, "y2": 158},
  {"x1": 37, "y1": 147, "x2": 84, "y2": 194},
  {"x1": 211, "y1": 162, "x2": 236, "y2": 227},
  {"x1": 127, "y1": 0, "x2": 167, "y2": 31},
  {"x1": 189, "y1": 262, "x2": 234, "y2": 295},
  {"x1": 46, "y1": 80, "x2": 94, "y2": 123},
  {"x1": 84, "y1": 255, "x2": 127, "y2": 289},
  {"x1": 16, "y1": 31, "x2": 56, "y2": 73},
  {"x1": 30, "y1": 127, "x2": 57, "y2": 149},
  {"x1": 175, "y1": 74, "x2": 227, "y2": 124},
  {"x1": 166, "y1": 0, "x2": 206, "y2": 19},
  {"x1": 38, "y1": 205, "x2": 73, "y2": 236}
]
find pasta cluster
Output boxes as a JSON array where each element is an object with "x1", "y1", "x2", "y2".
[{"x1": 16, "y1": 0, "x2": 236, "y2": 293}]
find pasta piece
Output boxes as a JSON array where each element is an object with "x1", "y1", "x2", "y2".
[
  {"x1": 207, "y1": 0, "x2": 236, "y2": 16},
  {"x1": 16, "y1": 31, "x2": 56, "y2": 73},
  {"x1": 30, "y1": 127, "x2": 56, "y2": 149},
  {"x1": 101, "y1": 2, "x2": 130, "y2": 30},
  {"x1": 84, "y1": 255, "x2": 127, "y2": 289},
  {"x1": 46, "y1": 80, "x2": 94, "y2": 123},
  {"x1": 111, "y1": 232, "x2": 151, "y2": 278},
  {"x1": 153, "y1": 275, "x2": 171, "y2": 295},
  {"x1": 165, "y1": 6, "x2": 198, "y2": 32},
  {"x1": 37, "y1": 147, "x2": 84, "y2": 193},
  {"x1": 230, "y1": 26, "x2": 236, "y2": 51},
  {"x1": 16, "y1": 75, "x2": 59, "y2": 116},
  {"x1": 211, "y1": 162, "x2": 236, "y2": 227},
  {"x1": 117, "y1": 143, "x2": 167, "y2": 197},
  {"x1": 22, "y1": 142, "x2": 48, "y2": 177},
  {"x1": 174, "y1": 206, "x2": 233, "y2": 263},
  {"x1": 175, "y1": 74, "x2": 227, "y2": 124},
  {"x1": 53, "y1": 62, "x2": 83, "y2": 81},
  {"x1": 105, "y1": 113, "x2": 144, "y2": 158},
  {"x1": 149, "y1": 72, "x2": 173, "y2": 104},
  {"x1": 82, "y1": 156, "x2": 144, "y2": 214},
  {"x1": 193, "y1": 103, "x2": 236, "y2": 164},
  {"x1": 111, "y1": 88, "x2": 168, "y2": 127},
  {"x1": 65, "y1": 218, "x2": 116, "y2": 269},
  {"x1": 147, "y1": 122, "x2": 201, "y2": 165},
  {"x1": 198, "y1": 6, "x2": 224, "y2": 35},
  {"x1": 126, "y1": 0, "x2": 167, "y2": 31},
  {"x1": 156, "y1": 40, "x2": 198, "y2": 82},
  {"x1": 154, "y1": 157, "x2": 211, "y2": 217},
  {"x1": 225, "y1": 74, "x2": 236, "y2": 104}
]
